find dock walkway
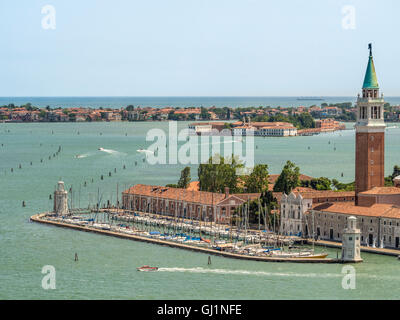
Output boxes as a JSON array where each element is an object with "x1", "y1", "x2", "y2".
[
  {"x1": 31, "y1": 213, "x2": 342, "y2": 264},
  {"x1": 310, "y1": 239, "x2": 400, "y2": 257}
]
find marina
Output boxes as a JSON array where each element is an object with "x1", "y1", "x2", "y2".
[{"x1": 30, "y1": 212, "x2": 337, "y2": 263}]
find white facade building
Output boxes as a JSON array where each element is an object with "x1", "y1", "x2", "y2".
[
  {"x1": 256, "y1": 126, "x2": 297, "y2": 137},
  {"x1": 188, "y1": 123, "x2": 213, "y2": 135},
  {"x1": 280, "y1": 192, "x2": 312, "y2": 236},
  {"x1": 232, "y1": 125, "x2": 256, "y2": 136}
]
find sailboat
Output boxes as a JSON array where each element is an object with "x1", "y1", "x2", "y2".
[
  {"x1": 267, "y1": 210, "x2": 328, "y2": 259},
  {"x1": 266, "y1": 250, "x2": 328, "y2": 259}
]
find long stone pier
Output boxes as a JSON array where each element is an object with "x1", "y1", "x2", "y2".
[{"x1": 30, "y1": 213, "x2": 346, "y2": 264}]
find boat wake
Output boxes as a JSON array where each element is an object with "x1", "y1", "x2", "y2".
[
  {"x1": 156, "y1": 267, "x2": 341, "y2": 278},
  {"x1": 98, "y1": 148, "x2": 126, "y2": 156},
  {"x1": 137, "y1": 149, "x2": 154, "y2": 154},
  {"x1": 75, "y1": 153, "x2": 91, "y2": 159}
]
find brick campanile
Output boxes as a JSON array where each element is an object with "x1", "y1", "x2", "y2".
[{"x1": 355, "y1": 44, "x2": 385, "y2": 205}]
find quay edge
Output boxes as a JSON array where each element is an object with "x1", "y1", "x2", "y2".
[
  {"x1": 31, "y1": 213, "x2": 351, "y2": 264},
  {"x1": 308, "y1": 239, "x2": 400, "y2": 257}
]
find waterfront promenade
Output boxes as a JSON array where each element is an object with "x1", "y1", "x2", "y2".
[{"x1": 310, "y1": 239, "x2": 400, "y2": 257}]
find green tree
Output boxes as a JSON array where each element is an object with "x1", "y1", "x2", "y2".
[
  {"x1": 177, "y1": 167, "x2": 191, "y2": 189},
  {"x1": 200, "y1": 107, "x2": 210, "y2": 120},
  {"x1": 302, "y1": 177, "x2": 332, "y2": 190},
  {"x1": 273, "y1": 161, "x2": 300, "y2": 194},
  {"x1": 68, "y1": 113, "x2": 76, "y2": 122},
  {"x1": 244, "y1": 164, "x2": 269, "y2": 193},
  {"x1": 332, "y1": 179, "x2": 355, "y2": 191},
  {"x1": 391, "y1": 165, "x2": 400, "y2": 180},
  {"x1": 223, "y1": 122, "x2": 233, "y2": 129},
  {"x1": 38, "y1": 110, "x2": 47, "y2": 118},
  {"x1": 233, "y1": 190, "x2": 278, "y2": 227},
  {"x1": 294, "y1": 113, "x2": 315, "y2": 129},
  {"x1": 198, "y1": 155, "x2": 243, "y2": 193}
]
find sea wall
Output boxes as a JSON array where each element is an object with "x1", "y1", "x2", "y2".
[{"x1": 31, "y1": 213, "x2": 341, "y2": 264}]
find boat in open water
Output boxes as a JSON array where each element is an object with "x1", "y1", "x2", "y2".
[{"x1": 137, "y1": 265, "x2": 158, "y2": 272}]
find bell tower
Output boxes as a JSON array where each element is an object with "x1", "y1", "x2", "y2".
[{"x1": 355, "y1": 44, "x2": 385, "y2": 204}]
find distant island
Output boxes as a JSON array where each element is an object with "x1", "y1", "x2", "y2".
[{"x1": 1, "y1": 101, "x2": 398, "y2": 125}]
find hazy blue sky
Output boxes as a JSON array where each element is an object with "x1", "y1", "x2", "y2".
[{"x1": 1, "y1": 0, "x2": 399, "y2": 96}]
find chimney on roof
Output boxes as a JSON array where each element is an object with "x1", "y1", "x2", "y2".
[{"x1": 224, "y1": 187, "x2": 230, "y2": 198}]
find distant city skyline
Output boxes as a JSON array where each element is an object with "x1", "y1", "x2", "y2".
[{"x1": 1, "y1": 0, "x2": 399, "y2": 97}]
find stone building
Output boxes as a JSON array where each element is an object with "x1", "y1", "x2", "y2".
[
  {"x1": 304, "y1": 202, "x2": 400, "y2": 248},
  {"x1": 280, "y1": 190, "x2": 355, "y2": 236},
  {"x1": 122, "y1": 184, "x2": 259, "y2": 223},
  {"x1": 231, "y1": 120, "x2": 298, "y2": 137},
  {"x1": 280, "y1": 193, "x2": 312, "y2": 236}
]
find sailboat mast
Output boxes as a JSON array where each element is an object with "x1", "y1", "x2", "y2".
[
  {"x1": 211, "y1": 192, "x2": 214, "y2": 242},
  {"x1": 199, "y1": 190, "x2": 202, "y2": 238}
]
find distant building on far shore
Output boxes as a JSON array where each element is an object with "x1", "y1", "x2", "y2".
[{"x1": 188, "y1": 119, "x2": 298, "y2": 137}]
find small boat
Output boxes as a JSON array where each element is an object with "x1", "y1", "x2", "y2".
[
  {"x1": 98, "y1": 147, "x2": 104, "y2": 151},
  {"x1": 201, "y1": 237, "x2": 211, "y2": 243},
  {"x1": 137, "y1": 265, "x2": 158, "y2": 272},
  {"x1": 267, "y1": 250, "x2": 328, "y2": 259}
]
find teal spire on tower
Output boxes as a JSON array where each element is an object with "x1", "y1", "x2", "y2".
[{"x1": 362, "y1": 43, "x2": 379, "y2": 89}]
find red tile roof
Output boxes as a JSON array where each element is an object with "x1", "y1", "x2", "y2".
[
  {"x1": 186, "y1": 181, "x2": 199, "y2": 191},
  {"x1": 311, "y1": 202, "x2": 400, "y2": 219},
  {"x1": 295, "y1": 190, "x2": 355, "y2": 199},
  {"x1": 359, "y1": 187, "x2": 400, "y2": 195},
  {"x1": 123, "y1": 184, "x2": 226, "y2": 205}
]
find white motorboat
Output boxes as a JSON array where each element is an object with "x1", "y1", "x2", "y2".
[{"x1": 137, "y1": 265, "x2": 158, "y2": 272}]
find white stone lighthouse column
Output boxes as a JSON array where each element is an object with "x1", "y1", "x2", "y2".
[
  {"x1": 341, "y1": 216, "x2": 363, "y2": 262},
  {"x1": 54, "y1": 181, "x2": 69, "y2": 216}
]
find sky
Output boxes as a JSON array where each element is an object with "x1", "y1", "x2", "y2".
[{"x1": 0, "y1": 0, "x2": 399, "y2": 97}]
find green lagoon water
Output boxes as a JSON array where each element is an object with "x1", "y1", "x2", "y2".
[{"x1": 1, "y1": 121, "x2": 400, "y2": 299}]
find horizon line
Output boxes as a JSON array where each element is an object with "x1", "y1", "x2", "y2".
[{"x1": 2, "y1": 95, "x2": 399, "y2": 98}]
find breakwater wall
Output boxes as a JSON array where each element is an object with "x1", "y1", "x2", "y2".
[{"x1": 30, "y1": 213, "x2": 344, "y2": 264}]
